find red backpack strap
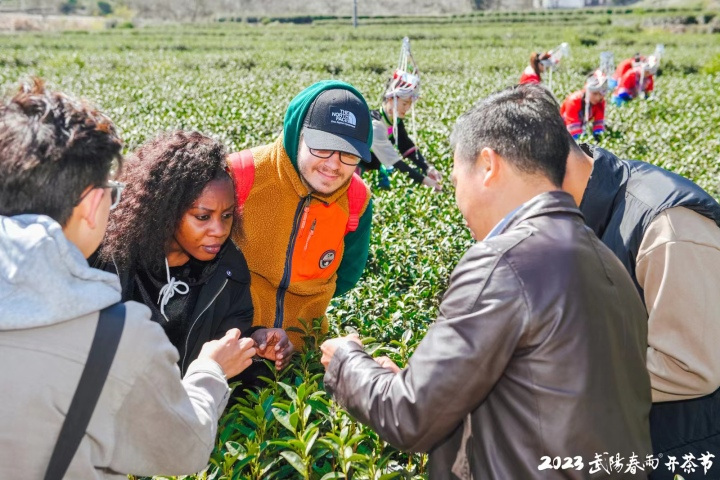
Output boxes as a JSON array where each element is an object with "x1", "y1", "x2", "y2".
[
  {"x1": 345, "y1": 173, "x2": 368, "y2": 234},
  {"x1": 227, "y1": 149, "x2": 255, "y2": 212}
]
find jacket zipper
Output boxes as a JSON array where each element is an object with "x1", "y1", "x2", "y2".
[
  {"x1": 303, "y1": 219, "x2": 317, "y2": 252},
  {"x1": 181, "y1": 278, "x2": 228, "y2": 375},
  {"x1": 274, "y1": 195, "x2": 312, "y2": 329}
]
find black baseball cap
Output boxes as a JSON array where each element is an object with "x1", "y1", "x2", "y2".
[{"x1": 302, "y1": 89, "x2": 371, "y2": 163}]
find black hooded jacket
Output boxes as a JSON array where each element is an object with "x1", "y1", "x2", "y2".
[{"x1": 96, "y1": 241, "x2": 258, "y2": 376}]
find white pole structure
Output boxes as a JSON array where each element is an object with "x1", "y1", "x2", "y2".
[
  {"x1": 545, "y1": 42, "x2": 568, "y2": 94},
  {"x1": 639, "y1": 67, "x2": 645, "y2": 99},
  {"x1": 584, "y1": 91, "x2": 590, "y2": 136},
  {"x1": 600, "y1": 51, "x2": 614, "y2": 78},
  {"x1": 353, "y1": 0, "x2": 358, "y2": 28},
  {"x1": 548, "y1": 68, "x2": 553, "y2": 92},
  {"x1": 651, "y1": 44, "x2": 664, "y2": 99}
]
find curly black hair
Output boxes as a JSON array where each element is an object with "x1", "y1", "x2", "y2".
[{"x1": 101, "y1": 131, "x2": 240, "y2": 273}]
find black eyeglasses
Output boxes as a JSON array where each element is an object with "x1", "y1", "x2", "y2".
[
  {"x1": 309, "y1": 148, "x2": 362, "y2": 166},
  {"x1": 76, "y1": 180, "x2": 125, "y2": 210}
]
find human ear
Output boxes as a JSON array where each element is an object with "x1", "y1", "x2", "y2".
[
  {"x1": 479, "y1": 148, "x2": 500, "y2": 186},
  {"x1": 81, "y1": 188, "x2": 105, "y2": 230}
]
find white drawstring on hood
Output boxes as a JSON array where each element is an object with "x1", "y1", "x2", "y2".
[{"x1": 157, "y1": 257, "x2": 189, "y2": 322}]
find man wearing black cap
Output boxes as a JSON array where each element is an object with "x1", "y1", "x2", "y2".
[{"x1": 228, "y1": 80, "x2": 373, "y2": 351}]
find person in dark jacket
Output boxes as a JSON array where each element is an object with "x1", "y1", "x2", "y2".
[
  {"x1": 563, "y1": 140, "x2": 720, "y2": 480},
  {"x1": 98, "y1": 131, "x2": 293, "y2": 379},
  {"x1": 320, "y1": 84, "x2": 652, "y2": 479}
]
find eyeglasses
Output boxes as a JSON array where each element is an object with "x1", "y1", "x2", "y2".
[
  {"x1": 309, "y1": 148, "x2": 362, "y2": 166},
  {"x1": 76, "y1": 180, "x2": 125, "y2": 210},
  {"x1": 105, "y1": 180, "x2": 125, "y2": 210}
]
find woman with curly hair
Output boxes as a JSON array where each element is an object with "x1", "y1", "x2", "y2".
[{"x1": 99, "y1": 131, "x2": 293, "y2": 378}]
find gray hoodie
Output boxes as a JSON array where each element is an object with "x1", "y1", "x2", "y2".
[
  {"x1": 0, "y1": 214, "x2": 231, "y2": 478},
  {"x1": 0, "y1": 214, "x2": 121, "y2": 329}
]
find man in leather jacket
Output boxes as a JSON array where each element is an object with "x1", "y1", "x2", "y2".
[{"x1": 320, "y1": 84, "x2": 653, "y2": 479}]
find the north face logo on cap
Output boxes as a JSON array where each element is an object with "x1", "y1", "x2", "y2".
[{"x1": 330, "y1": 108, "x2": 356, "y2": 128}]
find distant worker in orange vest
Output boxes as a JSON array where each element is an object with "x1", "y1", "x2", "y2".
[
  {"x1": 560, "y1": 70, "x2": 608, "y2": 140},
  {"x1": 227, "y1": 80, "x2": 373, "y2": 350}
]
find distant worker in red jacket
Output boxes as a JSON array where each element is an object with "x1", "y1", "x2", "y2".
[
  {"x1": 612, "y1": 55, "x2": 657, "y2": 106},
  {"x1": 519, "y1": 51, "x2": 552, "y2": 85},
  {"x1": 560, "y1": 70, "x2": 608, "y2": 140}
]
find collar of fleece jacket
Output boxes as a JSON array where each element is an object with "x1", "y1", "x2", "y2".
[{"x1": 282, "y1": 80, "x2": 373, "y2": 169}]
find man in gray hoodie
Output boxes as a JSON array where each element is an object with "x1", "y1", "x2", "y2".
[{"x1": 0, "y1": 79, "x2": 257, "y2": 478}]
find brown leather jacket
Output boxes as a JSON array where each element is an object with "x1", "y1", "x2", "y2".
[{"x1": 325, "y1": 191, "x2": 652, "y2": 479}]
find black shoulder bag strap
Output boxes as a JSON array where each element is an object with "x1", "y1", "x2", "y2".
[{"x1": 43, "y1": 302, "x2": 126, "y2": 480}]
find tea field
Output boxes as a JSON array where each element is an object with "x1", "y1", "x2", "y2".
[{"x1": 1, "y1": 10, "x2": 719, "y2": 479}]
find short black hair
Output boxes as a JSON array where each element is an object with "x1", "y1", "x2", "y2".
[
  {"x1": 450, "y1": 84, "x2": 569, "y2": 187},
  {"x1": 0, "y1": 78, "x2": 122, "y2": 224}
]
